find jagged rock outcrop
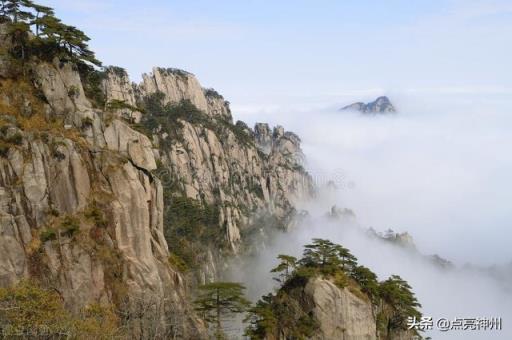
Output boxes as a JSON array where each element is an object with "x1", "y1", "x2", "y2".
[
  {"x1": 341, "y1": 96, "x2": 396, "y2": 114},
  {"x1": 254, "y1": 123, "x2": 273, "y2": 154},
  {"x1": 102, "y1": 66, "x2": 142, "y2": 122},
  {"x1": 0, "y1": 60, "x2": 206, "y2": 337},
  {"x1": 140, "y1": 67, "x2": 208, "y2": 112},
  {"x1": 1, "y1": 43, "x2": 313, "y2": 337},
  {"x1": 96, "y1": 67, "x2": 313, "y2": 282},
  {"x1": 138, "y1": 67, "x2": 232, "y2": 121},
  {"x1": 204, "y1": 88, "x2": 232, "y2": 120}
]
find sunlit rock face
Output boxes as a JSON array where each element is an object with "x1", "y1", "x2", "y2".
[
  {"x1": 138, "y1": 67, "x2": 233, "y2": 121},
  {"x1": 0, "y1": 51, "x2": 313, "y2": 337},
  {"x1": 306, "y1": 278, "x2": 377, "y2": 340},
  {"x1": 265, "y1": 276, "x2": 417, "y2": 340},
  {"x1": 0, "y1": 60, "x2": 206, "y2": 337}
]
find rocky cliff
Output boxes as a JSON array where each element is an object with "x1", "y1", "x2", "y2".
[
  {"x1": 251, "y1": 276, "x2": 419, "y2": 340},
  {"x1": 0, "y1": 17, "x2": 313, "y2": 337},
  {"x1": 304, "y1": 278, "x2": 417, "y2": 340},
  {"x1": 102, "y1": 66, "x2": 313, "y2": 283},
  {"x1": 305, "y1": 278, "x2": 377, "y2": 340},
  {"x1": 1, "y1": 60, "x2": 206, "y2": 338}
]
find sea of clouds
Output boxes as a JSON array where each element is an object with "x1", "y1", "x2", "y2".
[{"x1": 230, "y1": 92, "x2": 512, "y2": 339}]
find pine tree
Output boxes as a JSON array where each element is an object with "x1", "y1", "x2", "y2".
[
  {"x1": 0, "y1": 0, "x2": 101, "y2": 66},
  {"x1": 379, "y1": 275, "x2": 422, "y2": 330},
  {"x1": 244, "y1": 294, "x2": 276, "y2": 339},
  {"x1": 30, "y1": 2, "x2": 53, "y2": 36},
  {"x1": 300, "y1": 238, "x2": 342, "y2": 274},
  {"x1": 270, "y1": 254, "x2": 297, "y2": 283},
  {"x1": 350, "y1": 265, "x2": 379, "y2": 300},
  {"x1": 1, "y1": 0, "x2": 34, "y2": 23},
  {"x1": 195, "y1": 282, "x2": 251, "y2": 339},
  {"x1": 334, "y1": 244, "x2": 358, "y2": 272}
]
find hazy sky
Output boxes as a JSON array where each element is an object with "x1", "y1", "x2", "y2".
[{"x1": 39, "y1": 0, "x2": 512, "y2": 114}]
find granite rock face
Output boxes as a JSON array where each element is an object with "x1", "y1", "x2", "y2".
[
  {"x1": 100, "y1": 66, "x2": 312, "y2": 265},
  {"x1": 0, "y1": 61, "x2": 207, "y2": 337},
  {"x1": 102, "y1": 66, "x2": 142, "y2": 123},
  {"x1": 306, "y1": 278, "x2": 377, "y2": 340},
  {"x1": 341, "y1": 96, "x2": 396, "y2": 114},
  {"x1": 0, "y1": 23, "x2": 13, "y2": 78},
  {"x1": 138, "y1": 67, "x2": 233, "y2": 121},
  {"x1": 0, "y1": 55, "x2": 312, "y2": 337},
  {"x1": 266, "y1": 277, "x2": 418, "y2": 340}
]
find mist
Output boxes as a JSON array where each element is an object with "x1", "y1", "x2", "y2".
[{"x1": 229, "y1": 93, "x2": 512, "y2": 339}]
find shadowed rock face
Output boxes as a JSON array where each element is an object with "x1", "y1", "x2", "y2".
[{"x1": 341, "y1": 96, "x2": 396, "y2": 114}]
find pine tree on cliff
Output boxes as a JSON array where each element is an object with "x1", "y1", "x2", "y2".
[
  {"x1": 1, "y1": 0, "x2": 34, "y2": 23},
  {"x1": 0, "y1": 0, "x2": 100, "y2": 66},
  {"x1": 1, "y1": 0, "x2": 33, "y2": 60},
  {"x1": 30, "y1": 3, "x2": 53, "y2": 36},
  {"x1": 270, "y1": 254, "x2": 297, "y2": 283},
  {"x1": 300, "y1": 238, "x2": 344, "y2": 274},
  {"x1": 37, "y1": 16, "x2": 100, "y2": 66},
  {"x1": 350, "y1": 265, "x2": 379, "y2": 300},
  {"x1": 335, "y1": 244, "x2": 358, "y2": 272},
  {"x1": 194, "y1": 282, "x2": 251, "y2": 339},
  {"x1": 379, "y1": 275, "x2": 422, "y2": 330}
]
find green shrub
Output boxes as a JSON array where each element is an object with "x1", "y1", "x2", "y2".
[
  {"x1": 163, "y1": 196, "x2": 221, "y2": 270},
  {"x1": 107, "y1": 65, "x2": 127, "y2": 78},
  {"x1": 204, "y1": 88, "x2": 224, "y2": 99},
  {"x1": 159, "y1": 67, "x2": 191, "y2": 78},
  {"x1": 40, "y1": 229, "x2": 57, "y2": 242},
  {"x1": 136, "y1": 95, "x2": 253, "y2": 149},
  {"x1": 78, "y1": 64, "x2": 107, "y2": 108},
  {"x1": 60, "y1": 216, "x2": 80, "y2": 237},
  {"x1": 67, "y1": 85, "x2": 79, "y2": 98},
  {"x1": 0, "y1": 281, "x2": 121, "y2": 339},
  {"x1": 248, "y1": 181, "x2": 264, "y2": 199},
  {"x1": 84, "y1": 203, "x2": 108, "y2": 228}
]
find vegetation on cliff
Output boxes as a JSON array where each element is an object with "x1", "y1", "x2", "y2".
[
  {"x1": 195, "y1": 282, "x2": 250, "y2": 339},
  {"x1": 0, "y1": 0, "x2": 100, "y2": 66},
  {"x1": 0, "y1": 281, "x2": 119, "y2": 339},
  {"x1": 245, "y1": 239, "x2": 422, "y2": 339}
]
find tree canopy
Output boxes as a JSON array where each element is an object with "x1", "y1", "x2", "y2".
[
  {"x1": 270, "y1": 254, "x2": 297, "y2": 283},
  {"x1": 194, "y1": 282, "x2": 250, "y2": 339},
  {"x1": 1, "y1": 0, "x2": 101, "y2": 66},
  {"x1": 379, "y1": 275, "x2": 422, "y2": 330}
]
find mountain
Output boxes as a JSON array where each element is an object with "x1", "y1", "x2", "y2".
[
  {"x1": 341, "y1": 96, "x2": 396, "y2": 113},
  {"x1": 0, "y1": 4, "x2": 420, "y2": 338},
  {"x1": 0, "y1": 17, "x2": 314, "y2": 337}
]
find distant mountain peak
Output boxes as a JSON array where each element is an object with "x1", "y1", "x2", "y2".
[{"x1": 341, "y1": 96, "x2": 396, "y2": 113}]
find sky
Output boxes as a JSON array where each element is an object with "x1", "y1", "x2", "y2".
[
  {"x1": 37, "y1": 1, "x2": 512, "y2": 263},
  {"x1": 39, "y1": 0, "x2": 512, "y2": 115}
]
